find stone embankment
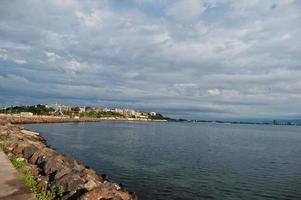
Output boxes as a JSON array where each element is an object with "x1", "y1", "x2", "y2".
[
  {"x1": 0, "y1": 114, "x2": 103, "y2": 124},
  {"x1": 0, "y1": 120, "x2": 137, "y2": 200},
  {"x1": 0, "y1": 114, "x2": 167, "y2": 124}
]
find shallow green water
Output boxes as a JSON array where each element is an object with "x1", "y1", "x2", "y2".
[{"x1": 24, "y1": 121, "x2": 301, "y2": 200}]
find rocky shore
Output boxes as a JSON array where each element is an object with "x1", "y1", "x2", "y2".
[{"x1": 0, "y1": 120, "x2": 137, "y2": 200}]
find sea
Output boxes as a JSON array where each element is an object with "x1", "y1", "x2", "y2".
[{"x1": 23, "y1": 121, "x2": 301, "y2": 200}]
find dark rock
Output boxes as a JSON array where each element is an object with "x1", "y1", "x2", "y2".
[
  {"x1": 56, "y1": 173, "x2": 85, "y2": 192},
  {"x1": 54, "y1": 166, "x2": 72, "y2": 180},
  {"x1": 101, "y1": 174, "x2": 109, "y2": 181},
  {"x1": 29, "y1": 151, "x2": 41, "y2": 164},
  {"x1": 43, "y1": 157, "x2": 62, "y2": 175},
  {"x1": 23, "y1": 144, "x2": 38, "y2": 159},
  {"x1": 64, "y1": 188, "x2": 88, "y2": 200}
]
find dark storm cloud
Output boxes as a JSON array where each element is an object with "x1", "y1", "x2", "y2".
[{"x1": 0, "y1": 0, "x2": 301, "y2": 120}]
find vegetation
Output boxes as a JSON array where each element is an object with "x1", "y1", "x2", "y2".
[
  {"x1": 62, "y1": 111, "x2": 73, "y2": 118},
  {"x1": 10, "y1": 157, "x2": 55, "y2": 200},
  {"x1": 149, "y1": 113, "x2": 173, "y2": 121},
  {"x1": 56, "y1": 185, "x2": 65, "y2": 198},
  {"x1": 80, "y1": 111, "x2": 123, "y2": 118},
  {"x1": 0, "y1": 135, "x2": 9, "y2": 153},
  {"x1": 0, "y1": 104, "x2": 54, "y2": 115}
]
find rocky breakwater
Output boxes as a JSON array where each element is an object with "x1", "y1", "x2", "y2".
[{"x1": 0, "y1": 120, "x2": 137, "y2": 200}]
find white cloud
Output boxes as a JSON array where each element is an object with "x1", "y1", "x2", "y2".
[
  {"x1": 76, "y1": 10, "x2": 105, "y2": 29},
  {"x1": 166, "y1": 0, "x2": 206, "y2": 23},
  {"x1": 207, "y1": 88, "x2": 221, "y2": 96},
  {"x1": 45, "y1": 51, "x2": 61, "y2": 62},
  {"x1": 0, "y1": 48, "x2": 27, "y2": 64},
  {"x1": 65, "y1": 59, "x2": 81, "y2": 71},
  {"x1": 13, "y1": 59, "x2": 27, "y2": 64}
]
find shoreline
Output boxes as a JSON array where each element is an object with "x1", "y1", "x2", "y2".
[
  {"x1": 0, "y1": 114, "x2": 167, "y2": 124},
  {"x1": 0, "y1": 119, "x2": 137, "y2": 200}
]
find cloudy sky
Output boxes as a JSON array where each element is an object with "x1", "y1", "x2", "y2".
[{"x1": 0, "y1": 0, "x2": 301, "y2": 120}]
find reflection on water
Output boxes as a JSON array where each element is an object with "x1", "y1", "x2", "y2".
[{"x1": 24, "y1": 121, "x2": 301, "y2": 200}]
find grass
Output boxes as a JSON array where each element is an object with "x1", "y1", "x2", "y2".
[
  {"x1": 56, "y1": 185, "x2": 65, "y2": 198},
  {"x1": 0, "y1": 135, "x2": 9, "y2": 153},
  {"x1": 10, "y1": 157, "x2": 55, "y2": 200}
]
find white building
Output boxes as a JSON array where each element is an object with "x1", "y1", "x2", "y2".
[
  {"x1": 20, "y1": 112, "x2": 33, "y2": 116},
  {"x1": 150, "y1": 112, "x2": 157, "y2": 116}
]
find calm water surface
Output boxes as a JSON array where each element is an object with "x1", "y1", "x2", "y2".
[{"x1": 23, "y1": 121, "x2": 301, "y2": 200}]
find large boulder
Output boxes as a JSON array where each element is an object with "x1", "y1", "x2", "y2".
[
  {"x1": 43, "y1": 156, "x2": 63, "y2": 175},
  {"x1": 23, "y1": 144, "x2": 38, "y2": 159},
  {"x1": 54, "y1": 166, "x2": 72, "y2": 180},
  {"x1": 29, "y1": 151, "x2": 42, "y2": 164},
  {"x1": 55, "y1": 172, "x2": 85, "y2": 192}
]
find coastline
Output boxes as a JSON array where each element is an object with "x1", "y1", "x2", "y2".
[
  {"x1": 0, "y1": 114, "x2": 167, "y2": 124},
  {"x1": 0, "y1": 119, "x2": 137, "y2": 200}
]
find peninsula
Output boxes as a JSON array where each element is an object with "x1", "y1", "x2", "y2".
[{"x1": 0, "y1": 104, "x2": 172, "y2": 123}]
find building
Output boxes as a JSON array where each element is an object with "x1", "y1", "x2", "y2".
[
  {"x1": 150, "y1": 112, "x2": 157, "y2": 116},
  {"x1": 20, "y1": 112, "x2": 33, "y2": 116},
  {"x1": 79, "y1": 107, "x2": 86, "y2": 113}
]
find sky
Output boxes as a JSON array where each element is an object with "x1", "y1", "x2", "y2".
[{"x1": 0, "y1": 0, "x2": 301, "y2": 120}]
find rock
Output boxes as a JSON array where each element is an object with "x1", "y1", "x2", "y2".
[
  {"x1": 100, "y1": 174, "x2": 109, "y2": 182},
  {"x1": 43, "y1": 157, "x2": 62, "y2": 175},
  {"x1": 29, "y1": 151, "x2": 41, "y2": 164},
  {"x1": 54, "y1": 166, "x2": 72, "y2": 180},
  {"x1": 61, "y1": 189, "x2": 88, "y2": 200},
  {"x1": 79, "y1": 186, "x2": 135, "y2": 200},
  {"x1": 114, "y1": 183, "x2": 121, "y2": 191},
  {"x1": 82, "y1": 169, "x2": 99, "y2": 182},
  {"x1": 73, "y1": 161, "x2": 85, "y2": 172},
  {"x1": 84, "y1": 180, "x2": 99, "y2": 191},
  {"x1": 21, "y1": 129, "x2": 40, "y2": 136},
  {"x1": 56, "y1": 173, "x2": 85, "y2": 192},
  {"x1": 23, "y1": 144, "x2": 38, "y2": 159},
  {"x1": 12, "y1": 145, "x2": 24, "y2": 156}
]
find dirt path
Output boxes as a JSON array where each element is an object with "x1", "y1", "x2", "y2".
[{"x1": 0, "y1": 151, "x2": 36, "y2": 200}]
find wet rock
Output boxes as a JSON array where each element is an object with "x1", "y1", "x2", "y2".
[
  {"x1": 23, "y1": 144, "x2": 38, "y2": 159},
  {"x1": 101, "y1": 174, "x2": 109, "y2": 182}
]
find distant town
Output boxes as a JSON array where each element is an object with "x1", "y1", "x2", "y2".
[{"x1": 0, "y1": 104, "x2": 173, "y2": 121}]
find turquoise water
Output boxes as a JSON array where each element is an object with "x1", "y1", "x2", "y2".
[{"x1": 23, "y1": 121, "x2": 301, "y2": 200}]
